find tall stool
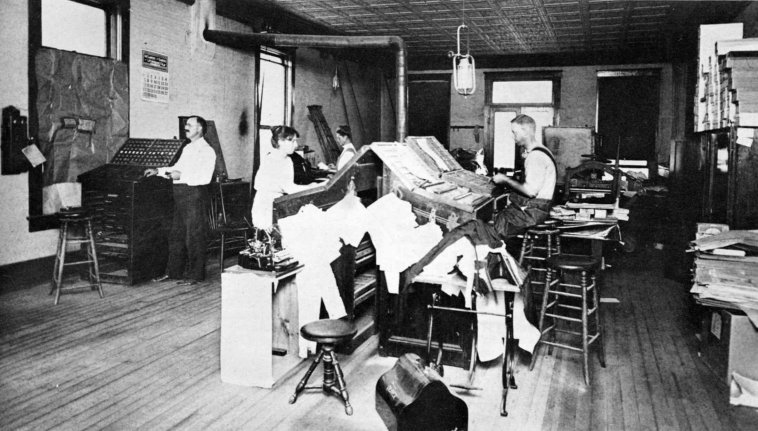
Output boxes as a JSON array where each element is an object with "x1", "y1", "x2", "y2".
[
  {"x1": 289, "y1": 319, "x2": 357, "y2": 415},
  {"x1": 50, "y1": 208, "x2": 104, "y2": 305},
  {"x1": 529, "y1": 254, "x2": 605, "y2": 385},
  {"x1": 519, "y1": 223, "x2": 561, "y2": 308}
]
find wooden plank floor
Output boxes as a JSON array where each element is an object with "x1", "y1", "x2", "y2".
[{"x1": 2, "y1": 250, "x2": 758, "y2": 430}]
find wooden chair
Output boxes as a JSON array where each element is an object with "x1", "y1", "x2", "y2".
[{"x1": 208, "y1": 181, "x2": 251, "y2": 269}]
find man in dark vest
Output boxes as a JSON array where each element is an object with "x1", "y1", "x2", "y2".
[{"x1": 492, "y1": 114, "x2": 557, "y2": 240}]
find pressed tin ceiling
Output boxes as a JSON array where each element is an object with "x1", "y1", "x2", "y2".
[{"x1": 217, "y1": 1, "x2": 751, "y2": 67}]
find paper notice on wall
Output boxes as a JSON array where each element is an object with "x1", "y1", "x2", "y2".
[
  {"x1": 736, "y1": 128, "x2": 755, "y2": 147},
  {"x1": 141, "y1": 50, "x2": 169, "y2": 103},
  {"x1": 21, "y1": 144, "x2": 46, "y2": 168}
]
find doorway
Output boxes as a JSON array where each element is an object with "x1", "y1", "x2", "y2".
[
  {"x1": 596, "y1": 70, "x2": 660, "y2": 162},
  {"x1": 408, "y1": 74, "x2": 451, "y2": 148}
]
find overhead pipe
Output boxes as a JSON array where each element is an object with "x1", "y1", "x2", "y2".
[{"x1": 203, "y1": 29, "x2": 407, "y2": 142}]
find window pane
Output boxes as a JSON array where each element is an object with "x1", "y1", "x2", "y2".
[
  {"x1": 259, "y1": 59, "x2": 286, "y2": 126},
  {"x1": 493, "y1": 111, "x2": 517, "y2": 169},
  {"x1": 492, "y1": 81, "x2": 553, "y2": 104},
  {"x1": 42, "y1": 0, "x2": 106, "y2": 57},
  {"x1": 521, "y1": 107, "x2": 555, "y2": 146},
  {"x1": 259, "y1": 128, "x2": 274, "y2": 152}
]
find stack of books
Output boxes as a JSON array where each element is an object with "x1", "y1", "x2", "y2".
[{"x1": 550, "y1": 203, "x2": 629, "y2": 221}]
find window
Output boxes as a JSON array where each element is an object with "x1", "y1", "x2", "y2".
[
  {"x1": 39, "y1": 0, "x2": 126, "y2": 60},
  {"x1": 41, "y1": 0, "x2": 107, "y2": 57},
  {"x1": 485, "y1": 73, "x2": 561, "y2": 170},
  {"x1": 257, "y1": 49, "x2": 293, "y2": 154}
]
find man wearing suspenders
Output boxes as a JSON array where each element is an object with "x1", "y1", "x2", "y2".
[{"x1": 492, "y1": 114, "x2": 557, "y2": 240}]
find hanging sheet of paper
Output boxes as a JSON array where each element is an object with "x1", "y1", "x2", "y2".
[
  {"x1": 21, "y1": 144, "x2": 46, "y2": 168},
  {"x1": 736, "y1": 127, "x2": 755, "y2": 147}
]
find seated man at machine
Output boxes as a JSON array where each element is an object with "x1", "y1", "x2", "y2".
[{"x1": 491, "y1": 114, "x2": 557, "y2": 240}]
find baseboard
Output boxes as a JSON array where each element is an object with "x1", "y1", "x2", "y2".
[{"x1": 0, "y1": 255, "x2": 56, "y2": 293}]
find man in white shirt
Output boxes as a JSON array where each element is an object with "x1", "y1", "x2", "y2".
[
  {"x1": 492, "y1": 114, "x2": 557, "y2": 240},
  {"x1": 145, "y1": 116, "x2": 217, "y2": 285}
]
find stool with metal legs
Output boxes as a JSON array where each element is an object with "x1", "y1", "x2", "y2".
[
  {"x1": 289, "y1": 319, "x2": 357, "y2": 415},
  {"x1": 50, "y1": 207, "x2": 104, "y2": 305},
  {"x1": 529, "y1": 253, "x2": 605, "y2": 385},
  {"x1": 424, "y1": 259, "x2": 520, "y2": 417}
]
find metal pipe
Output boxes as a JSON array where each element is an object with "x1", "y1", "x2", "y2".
[{"x1": 203, "y1": 29, "x2": 407, "y2": 142}]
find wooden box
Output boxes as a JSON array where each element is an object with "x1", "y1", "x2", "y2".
[{"x1": 700, "y1": 309, "x2": 758, "y2": 387}]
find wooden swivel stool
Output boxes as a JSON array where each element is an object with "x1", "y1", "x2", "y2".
[
  {"x1": 529, "y1": 254, "x2": 605, "y2": 385},
  {"x1": 289, "y1": 319, "x2": 357, "y2": 415},
  {"x1": 50, "y1": 208, "x2": 104, "y2": 305}
]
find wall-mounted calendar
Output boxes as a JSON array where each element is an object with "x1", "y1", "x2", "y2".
[{"x1": 141, "y1": 50, "x2": 169, "y2": 103}]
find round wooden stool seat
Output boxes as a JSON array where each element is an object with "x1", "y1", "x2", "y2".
[
  {"x1": 300, "y1": 319, "x2": 357, "y2": 345},
  {"x1": 547, "y1": 253, "x2": 600, "y2": 272},
  {"x1": 58, "y1": 207, "x2": 91, "y2": 221},
  {"x1": 51, "y1": 207, "x2": 103, "y2": 305},
  {"x1": 290, "y1": 319, "x2": 358, "y2": 415}
]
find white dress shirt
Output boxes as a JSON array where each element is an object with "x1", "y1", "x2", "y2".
[
  {"x1": 157, "y1": 137, "x2": 216, "y2": 186},
  {"x1": 336, "y1": 143, "x2": 357, "y2": 171}
]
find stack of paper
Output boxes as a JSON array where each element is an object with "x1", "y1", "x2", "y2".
[{"x1": 689, "y1": 230, "x2": 758, "y2": 326}]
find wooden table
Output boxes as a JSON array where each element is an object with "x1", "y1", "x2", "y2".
[
  {"x1": 219, "y1": 264, "x2": 304, "y2": 388},
  {"x1": 558, "y1": 220, "x2": 621, "y2": 269}
]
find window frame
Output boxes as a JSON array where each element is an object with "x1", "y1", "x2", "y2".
[
  {"x1": 252, "y1": 46, "x2": 294, "y2": 189},
  {"x1": 27, "y1": 0, "x2": 129, "y2": 231}
]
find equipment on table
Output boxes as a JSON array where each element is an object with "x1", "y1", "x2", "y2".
[{"x1": 238, "y1": 227, "x2": 298, "y2": 272}]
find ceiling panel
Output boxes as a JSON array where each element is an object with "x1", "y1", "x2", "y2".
[{"x1": 218, "y1": 1, "x2": 751, "y2": 66}]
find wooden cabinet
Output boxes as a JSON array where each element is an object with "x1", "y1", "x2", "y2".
[{"x1": 699, "y1": 126, "x2": 758, "y2": 228}]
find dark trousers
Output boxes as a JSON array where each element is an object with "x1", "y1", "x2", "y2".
[
  {"x1": 493, "y1": 197, "x2": 552, "y2": 241},
  {"x1": 167, "y1": 184, "x2": 209, "y2": 281}
]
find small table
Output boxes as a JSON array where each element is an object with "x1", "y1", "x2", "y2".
[
  {"x1": 220, "y1": 264, "x2": 304, "y2": 388},
  {"x1": 558, "y1": 220, "x2": 621, "y2": 269}
]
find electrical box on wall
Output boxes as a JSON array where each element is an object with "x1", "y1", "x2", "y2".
[{"x1": 1, "y1": 106, "x2": 32, "y2": 175}]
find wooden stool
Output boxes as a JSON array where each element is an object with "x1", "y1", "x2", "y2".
[
  {"x1": 529, "y1": 254, "x2": 605, "y2": 385},
  {"x1": 519, "y1": 224, "x2": 561, "y2": 308},
  {"x1": 50, "y1": 208, "x2": 104, "y2": 305},
  {"x1": 289, "y1": 319, "x2": 357, "y2": 415}
]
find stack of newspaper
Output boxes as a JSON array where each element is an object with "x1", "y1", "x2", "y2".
[{"x1": 689, "y1": 229, "x2": 758, "y2": 325}]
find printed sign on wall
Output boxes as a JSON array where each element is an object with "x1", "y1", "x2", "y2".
[{"x1": 141, "y1": 50, "x2": 169, "y2": 103}]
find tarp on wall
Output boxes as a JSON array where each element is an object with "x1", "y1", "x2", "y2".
[{"x1": 35, "y1": 48, "x2": 128, "y2": 211}]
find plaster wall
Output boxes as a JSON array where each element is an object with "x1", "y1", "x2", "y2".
[
  {"x1": 429, "y1": 63, "x2": 676, "y2": 165},
  {"x1": 0, "y1": 0, "x2": 59, "y2": 266}
]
